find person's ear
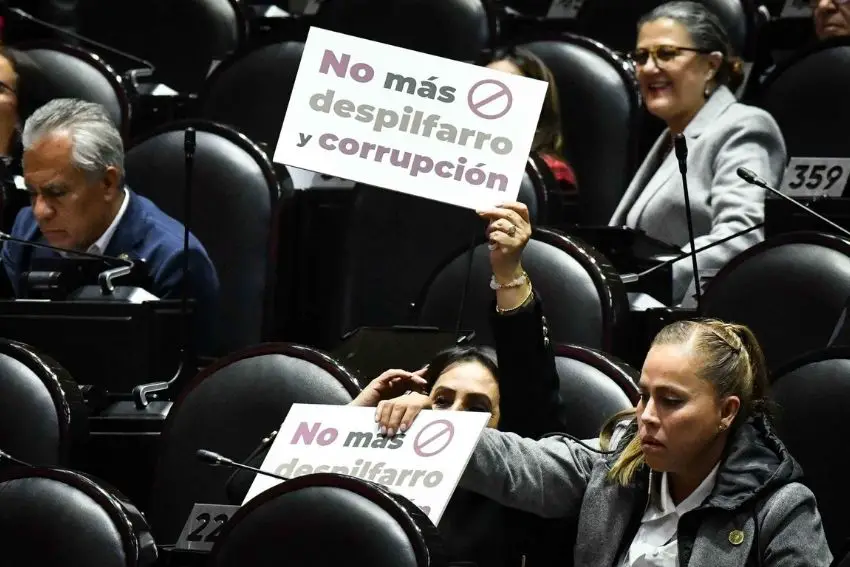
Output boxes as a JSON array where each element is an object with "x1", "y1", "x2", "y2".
[
  {"x1": 101, "y1": 166, "x2": 120, "y2": 200},
  {"x1": 705, "y1": 51, "x2": 723, "y2": 80},
  {"x1": 719, "y1": 395, "x2": 741, "y2": 431}
]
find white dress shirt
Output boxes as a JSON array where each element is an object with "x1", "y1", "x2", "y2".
[
  {"x1": 621, "y1": 463, "x2": 720, "y2": 567},
  {"x1": 87, "y1": 188, "x2": 130, "y2": 255}
]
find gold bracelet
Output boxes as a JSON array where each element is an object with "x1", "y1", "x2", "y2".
[{"x1": 495, "y1": 285, "x2": 534, "y2": 314}]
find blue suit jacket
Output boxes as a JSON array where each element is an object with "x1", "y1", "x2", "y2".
[{"x1": 1, "y1": 189, "x2": 221, "y2": 352}]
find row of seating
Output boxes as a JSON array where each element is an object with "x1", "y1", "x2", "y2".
[{"x1": 4, "y1": 327, "x2": 850, "y2": 560}]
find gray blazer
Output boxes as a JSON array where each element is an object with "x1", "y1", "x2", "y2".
[
  {"x1": 609, "y1": 86, "x2": 787, "y2": 304},
  {"x1": 459, "y1": 418, "x2": 832, "y2": 566}
]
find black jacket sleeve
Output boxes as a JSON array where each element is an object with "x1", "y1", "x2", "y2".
[{"x1": 490, "y1": 292, "x2": 566, "y2": 439}]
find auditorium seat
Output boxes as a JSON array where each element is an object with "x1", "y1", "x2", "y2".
[
  {"x1": 125, "y1": 120, "x2": 282, "y2": 355},
  {"x1": 522, "y1": 35, "x2": 641, "y2": 224},
  {"x1": 208, "y1": 473, "x2": 443, "y2": 567},
  {"x1": 14, "y1": 42, "x2": 131, "y2": 137},
  {"x1": 770, "y1": 348, "x2": 850, "y2": 552},
  {"x1": 76, "y1": 0, "x2": 248, "y2": 93},
  {"x1": 574, "y1": 0, "x2": 756, "y2": 59},
  {"x1": 554, "y1": 344, "x2": 638, "y2": 439},
  {"x1": 416, "y1": 227, "x2": 627, "y2": 351},
  {"x1": 702, "y1": 231, "x2": 850, "y2": 372},
  {"x1": 313, "y1": 0, "x2": 497, "y2": 61},
  {"x1": 0, "y1": 339, "x2": 88, "y2": 467},
  {"x1": 336, "y1": 157, "x2": 550, "y2": 345},
  {"x1": 757, "y1": 37, "x2": 850, "y2": 162},
  {"x1": 202, "y1": 41, "x2": 305, "y2": 160},
  {"x1": 0, "y1": 467, "x2": 157, "y2": 566},
  {"x1": 147, "y1": 343, "x2": 361, "y2": 543}
]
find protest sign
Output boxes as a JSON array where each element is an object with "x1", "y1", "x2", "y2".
[
  {"x1": 274, "y1": 27, "x2": 548, "y2": 210},
  {"x1": 243, "y1": 403, "x2": 489, "y2": 524}
]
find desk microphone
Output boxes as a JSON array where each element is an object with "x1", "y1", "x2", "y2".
[
  {"x1": 621, "y1": 222, "x2": 766, "y2": 284},
  {"x1": 8, "y1": 8, "x2": 155, "y2": 73},
  {"x1": 0, "y1": 230, "x2": 138, "y2": 296},
  {"x1": 0, "y1": 448, "x2": 32, "y2": 467},
  {"x1": 737, "y1": 167, "x2": 850, "y2": 240},
  {"x1": 673, "y1": 134, "x2": 702, "y2": 314},
  {"x1": 195, "y1": 449, "x2": 290, "y2": 483}
]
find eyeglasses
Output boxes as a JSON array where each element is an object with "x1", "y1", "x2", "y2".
[{"x1": 627, "y1": 45, "x2": 711, "y2": 67}]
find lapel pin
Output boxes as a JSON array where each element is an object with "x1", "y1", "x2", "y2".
[{"x1": 728, "y1": 530, "x2": 745, "y2": 546}]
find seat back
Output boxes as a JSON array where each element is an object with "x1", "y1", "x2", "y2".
[
  {"x1": 125, "y1": 120, "x2": 281, "y2": 354},
  {"x1": 416, "y1": 228, "x2": 627, "y2": 351},
  {"x1": 575, "y1": 0, "x2": 755, "y2": 58},
  {"x1": 523, "y1": 36, "x2": 641, "y2": 224},
  {"x1": 338, "y1": 161, "x2": 547, "y2": 339},
  {"x1": 202, "y1": 41, "x2": 305, "y2": 156},
  {"x1": 209, "y1": 473, "x2": 443, "y2": 566},
  {"x1": 0, "y1": 340, "x2": 87, "y2": 467},
  {"x1": 148, "y1": 344, "x2": 361, "y2": 543},
  {"x1": 314, "y1": 0, "x2": 496, "y2": 61},
  {"x1": 0, "y1": 467, "x2": 157, "y2": 567},
  {"x1": 770, "y1": 349, "x2": 850, "y2": 552},
  {"x1": 554, "y1": 344, "x2": 638, "y2": 439},
  {"x1": 702, "y1": 232, "x2": 850, "y2": 372},
  {"x1": 15, "y1": 42, "x2": 131, "y2": 136},
  {"x1": 757, "y1": 38, "x2": 850, "y2": 162},
  {"x1": 76, "y1": 0, "x2": 247, "y2": 93}
]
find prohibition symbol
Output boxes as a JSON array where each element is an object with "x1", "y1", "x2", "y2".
[
  {"x1": 413, "y1": 419, "x2": 455, "y2": 457},
  {"x1": 467, "y1": 79, "x2": 513, "y2": 120}
]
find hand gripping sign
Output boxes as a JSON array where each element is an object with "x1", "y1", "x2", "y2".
[{"x1": 243, "y1": 404, "x2": 489, "y2": 524}]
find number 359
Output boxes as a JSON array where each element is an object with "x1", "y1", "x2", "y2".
[{"x1": 787, "y1": 164, "x2": 844, "y2": 191}]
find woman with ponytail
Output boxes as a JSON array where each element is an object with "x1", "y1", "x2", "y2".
[{"x1": 458, "y1": 319, "x2": 832, "y2": 566}]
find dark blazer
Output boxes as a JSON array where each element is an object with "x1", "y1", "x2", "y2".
[
  {"x1": 225, "y1": 294, "x2": 567, "y2": 567},
  {"x1": 1, "y1": 188, "x2": 221, "y2": 350}
]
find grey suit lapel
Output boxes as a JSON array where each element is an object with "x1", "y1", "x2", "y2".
[
  {"x1": 609, "y1": 132, "x2": 670, "y2": 225},
  {"x1": 609, "y1": 86, "x2": 738, "y2": 227}
]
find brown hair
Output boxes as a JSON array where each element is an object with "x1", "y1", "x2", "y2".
[
  {"x1": 602, "y1": 318, "x2": 769, "y2": 485},
  {"x1": 491, "y1": 47, "x2": 564, "y2": 157},
  {"x1": 638, "y1": 1, "x2": 746, "y2": 92}
]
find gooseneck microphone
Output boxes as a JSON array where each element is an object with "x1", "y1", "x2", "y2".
[
  {"x1": 736, "y1": 167, "x2": 850, "y2": 239},
  {"x1": 195, "y1": 449, "x2": 290, "y2": 483},
  {"x1": 673, "y1": 134, "x2": 702, "y2": 313},
  {"x1": 0, "y1": 230, "x2": 135, "y2": 295},
  {"x1": 8, "y1": 8, "x2": 155, "y2": 72},
  {"x1": 0, "y1": 448, "x2": 32, "y2": 467}
]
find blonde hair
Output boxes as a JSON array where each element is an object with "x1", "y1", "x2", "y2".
[{"x1": 602, "y1": 318, "x2": 769, "y2": 486}]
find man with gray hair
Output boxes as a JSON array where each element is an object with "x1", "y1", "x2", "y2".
[{"x1": 1, "y1": 98, "x2": 220, "y2": 350}]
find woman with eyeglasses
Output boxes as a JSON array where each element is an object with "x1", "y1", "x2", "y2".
[{"x1": 610, "y1": 1, "x2": 786, "y2": 306}]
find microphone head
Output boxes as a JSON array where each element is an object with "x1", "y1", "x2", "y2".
[
  {"x1": 196, "y1": 449, "x2": 225, "y2": 465},
  {"x1": 673, "y1": 134, "x2": 688, "y2": 160},
  {"x1": 737, "y1": 167, "x2": 758, "y2": 184}
]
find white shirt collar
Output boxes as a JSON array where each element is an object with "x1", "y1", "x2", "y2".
[
  {"x1": 645, "y1": 462, "x2": 720, "y2": 523},
  {"x1": 87, "y1": 188, "x2": 130, "y2": 255}
]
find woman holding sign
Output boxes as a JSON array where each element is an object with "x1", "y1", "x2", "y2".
[
  {"x1": 456, "y1": 318, "x2": 832, "y2": 566},
  {"x1": 609, "y1": 1, "x2": 786, "y2": 306},
  {"x1": 227, "y1": 201, "x2": 567, "y2": 566}
]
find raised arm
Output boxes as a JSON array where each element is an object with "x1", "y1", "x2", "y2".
[
  {"x1": 459, "y1": 428, "x2": 599, "y2": 518},
  {"x1": 479, "y1": 202, "x2": 566, "y2": 437}
]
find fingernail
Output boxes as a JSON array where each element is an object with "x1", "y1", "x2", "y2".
[
  {"x1": 400, "y1": 424, "x2": 408, "y2": 433},
  {"x1": 380, "y1": 426, "x2": 386, "y2": 435},
  {"x1": 387, "y1": 428, "x2": 394, "y2": 437}
]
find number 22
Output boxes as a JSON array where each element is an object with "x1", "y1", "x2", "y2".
[{"x1": 186, "y1": 512, "x2": 229, "y2": 543}]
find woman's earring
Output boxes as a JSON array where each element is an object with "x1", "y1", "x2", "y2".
[
  {"x1": 718, "y1": 423, "x2": 728, "y2": 432},
  {"x1": 704, "y1": 82, "x2": 712, "y2": 98}
]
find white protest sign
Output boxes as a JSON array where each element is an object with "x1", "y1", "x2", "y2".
[
  {"x1": 243, "y1": 404, "x2": 489, "y2": 524},
  {"x1": 274, "y1": 27, "x2": 548, "y2": 211}
]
